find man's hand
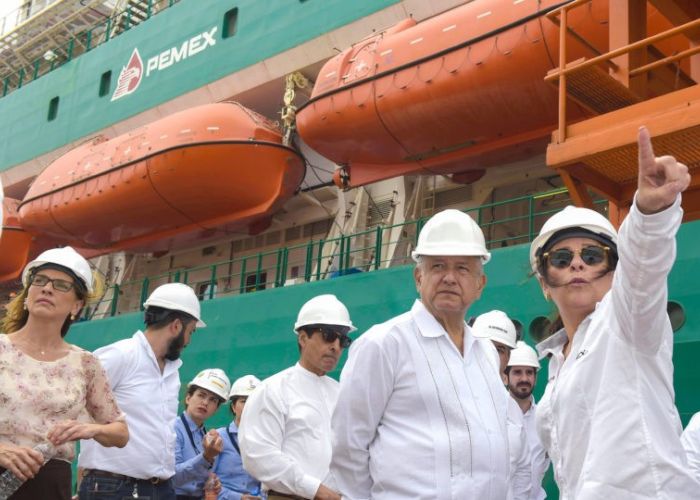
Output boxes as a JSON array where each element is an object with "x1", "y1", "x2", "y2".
[
  {"x1": 314, "y1": 483, "x2": 342, "y2": 500},
  {"x1": 48, "y1": 420, "x2": 97, "y2": 446},
  {"x1": 202, "y1": 429, "x2": 223, "y2": 463},
  {"x1": 0, "y1": 443, "x2": 44, "y2": 481},
  {"x1": 636, "y1": 126, "x2": 690, "y2": 214}
]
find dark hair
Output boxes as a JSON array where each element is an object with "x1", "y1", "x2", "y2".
[
  {"x1": 144, "y1": 306, "x2": 196, "y2": 329},
  {"x1": 185, "y1": 384, "x2": 225, "y2": 407}
]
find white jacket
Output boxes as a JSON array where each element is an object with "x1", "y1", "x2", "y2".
[{"x1": 536, "y1": 196, "x2": 700, "y2": 499}]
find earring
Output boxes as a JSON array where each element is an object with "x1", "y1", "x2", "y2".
[
  {"x1": 543, "y1": 291, "x2": 550, "y2": 301},
  {"x1": 70, "y1": 314, "x2": 76, "y2": 321},
  {"x1": 23, "y1": 300, "x2": 28, "y2": 310}
]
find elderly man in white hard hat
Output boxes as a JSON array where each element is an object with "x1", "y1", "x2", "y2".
[
  {"x1": 331, "y1": 209, "x2": 511, "y2": 499},
  {"x1": 78, "y1": 282, "x2": 206, "y2": 500},
  {"x1": 239, "y1": 294, "x2": 355, "y2": 500},
  {"x1": 214, "y1": 375, "x2": 263, "y2": 499},
  {"x1": 173, "y1": 368, "x2": 230, "y2": 499},
  {"x1": 505, "y1": 341, "x2": 550, "y2": 500},
  {"x1": 473, "y1": 310, "x2": 532, "y2": 500}
]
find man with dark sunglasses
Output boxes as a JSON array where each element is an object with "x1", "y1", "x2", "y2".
[{"x1": 239, "y1": 294, "x2": 355, "y2": 500}]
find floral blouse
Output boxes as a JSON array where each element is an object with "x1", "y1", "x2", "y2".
[{"x1": 0, "y1": 334, "x2": 125, "y2": 462}]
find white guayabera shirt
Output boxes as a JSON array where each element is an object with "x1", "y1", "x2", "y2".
[
  {"x1": 536, "y1": 195, "x2": 700, "y2": 500},
  {"x1": 331, "y1": 300, "x2": 510, "y2": 500}
]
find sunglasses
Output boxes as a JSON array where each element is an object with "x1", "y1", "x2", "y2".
[
  {"x1": 30, "y1": 274, "x2": 76, "y2": 292},
  {"x1": 543, "y1": 245, "x2": 610, "y2": 269},
  {"x1": 311, "y1": 327, "x2": 353, "y2": 348}
]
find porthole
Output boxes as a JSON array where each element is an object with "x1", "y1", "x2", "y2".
[
  {"x1": 667, "y1": 301, "x2": 685, "y2": 332},
  {"x1": 512, "y1": 319, "x2": 523, "y2": 341},
  {"x1": 529, "y1": 316, "x2": 551, "y2": 343}
]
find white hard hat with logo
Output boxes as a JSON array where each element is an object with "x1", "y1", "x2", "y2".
[
  {"x1": 530, "y1": 206, "x2": 617, "y2": 275},
  {"x1": 144, "y1": 283, "x2": 206, "y2": 327},
  {"x1": 472, "y1": 310, "x2": 517, "y2": 349},
  {"x1": 411, "y1": 209, "x2": 491, "y2": 263},
  {"x1": 508, "y1": 341, "x2": 540, "y2": 369},
  {"x1": 22, "y1": 246, "x2": 94, "y2": 293},
  {"x1": 188, "y1": 368, "x2": 231, "y2": 401},
  {"x1": 293, "y1": 294, "x2": 357, "y2": 333},
  {"x1": 229, "y1": 374, "x2": 261, "y2": 399}
]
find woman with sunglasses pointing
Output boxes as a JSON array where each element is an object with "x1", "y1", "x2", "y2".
[
  {"x1": 530, "y1": 127, "x2": 699, "y2": 499},
  {"x1": 0, "y1": 247, "x2": 128, "y2": 499}
]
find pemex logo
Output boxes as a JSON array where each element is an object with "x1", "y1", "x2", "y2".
[{"x1": 111, "y1": 48, "x2": 143, "y2": 101}]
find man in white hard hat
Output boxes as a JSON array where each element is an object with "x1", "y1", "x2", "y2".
[
  {"x1": 331, "y1": 209, "x2": 511, "y2": 499},
  {"x1": 506, "y1": 341, "x2": 550, "y2": 500},
  {"x1": 174, "y1": 368, "x2": 230, "y2": 499},
  {"x1": 79, "y1": 282, "x2": 206, "y2": 500},
  {"x1": 214, "y1": 375, "x2": 263, "y2": 499},
  {"x1": 472, "y1": 310, "x2": 532, "y2": 500},
  {"x1": 239, "y1": 294, "x2": 355, "y2": 500}
]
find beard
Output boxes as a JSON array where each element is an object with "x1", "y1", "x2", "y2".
[
  {"x1": 165, "y1": 327, "x2": 187, "y2": 361},
  {"x1": 508, "y1": 382, "x2": 534, "y2": 400}
]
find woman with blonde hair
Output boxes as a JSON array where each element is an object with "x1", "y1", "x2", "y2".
[
  {"x1": 530, "y1": 127, "x2": 699, "y2": 499},
  {"x1": 0, "y1": 246, "x2": 128, "y2": 500}
]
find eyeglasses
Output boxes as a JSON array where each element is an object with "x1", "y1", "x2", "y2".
[
  {"x1": 30, "y1": 274, "x2": 76, "y2": 292},
  {"x1": 312, "y1": 327, "x2": 353, "y2": 348},
  {"x1": 543, "y1": 245, "x2": 610, "y2": 269}
]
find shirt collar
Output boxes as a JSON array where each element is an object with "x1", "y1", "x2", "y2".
[
  {"x1": 182, "y1": 411, "x2": 204, "y2": 433},
  {"x1": 294, "y1": 361, "x2": 327, "y2": 380},
  {"x1": 228, "y1": 421, "x2": 239, "y2": 434},
  {"x1": 134, "y1": 330, "x2": 183, "y2": 374},
  {"x1": 411, "y1": 300, "x2": 476, "y2": 351},
  {"x1": 536, "y1": 328, "x2": 568, "y2": 359}
]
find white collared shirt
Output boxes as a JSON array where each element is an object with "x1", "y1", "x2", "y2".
[
  {"x1": 681, "y1": 412, "x2": 700, "y2": 482},
  {"x1": 507, "y1": 396, "x2": 532, "y2": 500},
  {"x1": 536, "y1": 196, "x2": 700, "y2": 499},
  {"x1": 330, "y1": 300, "x2": 510, "y2": 500},
  {"x1": 521, "y1": 398, "x2": 548, "y2": 500},
  {"x1": 238, "y1": 363, "x2": 338, "y2": 499},
  {"x1": 78, "y1": 331, "x2": 182, "y2": 479}
]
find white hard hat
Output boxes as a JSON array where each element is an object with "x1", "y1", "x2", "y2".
[
  {"x1": 144, "y1": 283, "x2": 206, "y2": 327},
  {"x1": 507, "y1": 341, "x2": 540, "y2": 369},
  {"x1": 22, "y1": 246, "x2": 94, "y2": 293},
  {"x1": 229, "y1": 374, "x2": 261, "y2": 399},
  {"x1": 472, "y1": 310, "x2": 517, "y2": 349},
  {"x1": 412, "y1": 209, "x2": 490, "y2": 263},
  {"x1": 530, "y1": 206, "x2": 617, "y2": 275},
  {"x1": 188, "y1": 368, "x2": 231, "y2": 401},
  {"x1": 293, "y1": 294, "x2": 357, "y2": 333}
]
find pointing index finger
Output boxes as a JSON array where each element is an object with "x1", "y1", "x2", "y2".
[{"x1": 637, "y1": 126, "x2": 656, "y2": 173}]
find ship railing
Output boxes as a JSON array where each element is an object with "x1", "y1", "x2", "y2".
[
  {"x1": 1, "y1": 0, "x2": 180, "y2": 99},
  {"x1": 545, "y1": 0, "x2": 700, "y2": 142},
  {"x1": 83, "y1": 188, "x2": 606, "y2": 321}
]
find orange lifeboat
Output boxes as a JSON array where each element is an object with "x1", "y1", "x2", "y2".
[
  {"x1": 0, "y1": 198, "x2": 33, "y2": 282},
  {"x1": 18, "y1": 102, "x2": 305, "y2": 253},
  {"x1": 296, "y1": 0, "x2": 680, "y2": 188}
]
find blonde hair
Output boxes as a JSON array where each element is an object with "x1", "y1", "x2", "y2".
[{"x1": 1, "y1": 268, "x2": 105, "y2": 336}]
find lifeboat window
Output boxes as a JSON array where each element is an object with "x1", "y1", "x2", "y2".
[
  {"x1": 47, "y1": 96, "x2": 59, "y2": 121},
  {"x1": 512, "y1": 319, "x2": 523, "y2": 341},
  {"x1": 223, "y1": 7, "x2": 238, "y2": 39},
  {"x1": 529, "y1": 316, "x2": 552, "y2": 343},
  {"x1": 99, "y1": 71, "x2": 112, "y2": 97},
  {"x1": 667, "y1": 301, "x2": 685, "y2": 332}
]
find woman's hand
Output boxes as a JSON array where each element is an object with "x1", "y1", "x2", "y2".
[
  {"x1": 47, "y1": 420, "x2": 97, "y2": 446},
  {"x1": 202, "y1": 429, "x2": 223, "y2": 463},
  {"x1": 636, "y1": 126, "x2": 690, "y2": 214},
  {"x1": 0, "y1": 443, "x2": 44, "y2": 481}
]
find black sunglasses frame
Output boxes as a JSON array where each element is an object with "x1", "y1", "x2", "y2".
[
  {"x1": 543, "y1": 245, "x2": 610, "y2": 269},
  {"x1": 310, "y1": 326, "x2": 353, "y2": 348}
]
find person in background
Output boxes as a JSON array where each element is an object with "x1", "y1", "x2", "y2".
[
  {"x1": 79, "y1": 282, "x2": 206, "y2": 500},
  {"x1": 331, "y1": 209, "x2": 511, "y2": 499},
  {"x1": 530, "y1": 127, "x2": 700, "y2": 498},
  {"x1": 239, "y1": 294, "x2": 355, "y2": 500},
  {"x1": 505, "y1": 341, "x2": 549, "y2": 500},
  {"x1": 0, "y1": 247, "x2": 128, "y2": 500},
  {"x1": 681, "y1": 412, "x2": 700, "y2": 482},
  {"x1": 214, "y1": 375, "x2": 263, "y2": 499},
  {"x1": 174, "y1": 369, "x2": 230, "y2": 499},
  {"x1": 472, "y1": 310, "x2": 531, "y2": 499}
]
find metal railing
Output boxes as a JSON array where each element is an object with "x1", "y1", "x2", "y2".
[
  {"x1": 82, "y1": 188, "x2": 607, "y2": 321},
  {"x1": 1, "y1": 0, "x2": 180, "y2": 98}
]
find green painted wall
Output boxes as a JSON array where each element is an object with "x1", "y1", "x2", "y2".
[
  {"x1": 0, "y1": 0, "x2": 400, "y2": 171},
  {"x1": 66, "y1": 220, "x2": 700, "y2": 498}
]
